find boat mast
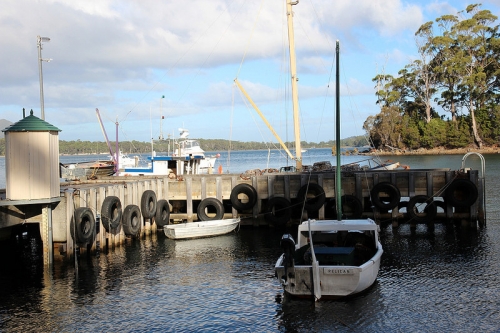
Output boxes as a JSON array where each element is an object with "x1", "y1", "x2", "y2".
[
  {"x1": 286, "y1": 0, "x2": 302, "y2": 170},
  {"x1": 335, "y1": 40, "x2": 342, "y2": 220}
]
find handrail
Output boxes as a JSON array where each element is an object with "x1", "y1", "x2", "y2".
[{"x1": 461, "y1": 152, "x2": 486, "y2": 224}]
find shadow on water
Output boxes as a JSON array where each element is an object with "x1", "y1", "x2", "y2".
[{"x1": 1, "y1": 217, "x2": 499, "y2": 332}]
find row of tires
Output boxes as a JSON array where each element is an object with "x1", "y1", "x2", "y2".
[
  {"x1": 229, "y1": 178, "x2": 479, "y2": 226},
  {"x1": 71, "y1": 190, "x2": 171, "y2": 244},
  {"x1": 71, "y1": 178, "x2": 479, "y2": 243}
]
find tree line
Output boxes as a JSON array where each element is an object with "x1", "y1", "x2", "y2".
[
  {"x1": 364, "y1": 4, "x2": 499, "y2": 151},
  {"x1": 0, "y1": 135, "x2": 368, "y2": 156}
]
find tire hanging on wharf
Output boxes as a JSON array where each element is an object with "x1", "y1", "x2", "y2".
[
  {"x1": 230, "y1": 183, "x2": 257, "y2": 211},
  {"x1": 122, "y1": 204, "x2": 142, "y2": 236},
  {"x1": 296, "y1": 183, "x2": 326, "y2": 211},
  {"x1": 155, "y1": 199, "x2": 171, "y2": 227},
  {"x1": 141, "y1": 190, "x2": 157, "y2": 219},
  {"x1": 71, "y1": 207, "x2": 96, "y2": 244},
  {"x1": 265, "y1": 196, "x2": 292, "y2": 226},
  {"x1": 325, "y1": 195, "x2": 363, "y2": 219},
  {"x1": 101, "y1": 196, "x2": 122, "y2": 231},
  {"x1": 370, "y1": 182, "x2": 401, "y2": 210},
  {"x1": 197, "y1": 197, "x2": 225, "y2": 221},
  {"x1": 341, "y1": 195, "x2": 363, "y2": 219},
  {"x1": 445, "y1": 178, "x2": 478, "y2": 207},
  {"x1": 407, "y1": 195, "x2": 437, "y2": 223}
]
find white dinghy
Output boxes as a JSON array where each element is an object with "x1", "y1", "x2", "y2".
[{"x1": 163, "y1": 218, "x2": 240, "y2": 240}]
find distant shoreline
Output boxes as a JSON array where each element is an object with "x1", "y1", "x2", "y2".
[
  {"x1": 360, "y1": 146, "x2": 500, "y2": 156},
  {"x1": 1, "y1": 146, "x2": 499, "y2": 158}
]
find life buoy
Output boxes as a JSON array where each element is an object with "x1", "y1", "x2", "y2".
[
  {"x1": 371, "y1": 182, "x2": 401, "y2": 210},
  {"x1": 155, "y1": 199, "x2": 171, "y2": 227},
  {"x1": 122, "y1": 204, "x2": 142, "y2": 236},
  {"x1": 407, "y1": 195, "x2": 437, "y2": 223},
  {"x1": 230, "y1": 183, "x2": 257, "y2": 211},
  {"x1": 445, "y1": 179, "x2": 478, "y2": 207},
  {"x1": 101, "y1": 196, "x2": 122, "y2": 231},
  {"x1": 141, "y1": 190, "x2": 157, "y2": 219},
  {"x1": 71, "y1": 207, "x2": 96, "y2": 244},
  {"x1": 265, "y1": 196, "x2": 291, "y2": 226},
  {"x1": 197, "y1": 198, "x2": 224, "y2": 221},
  {"x1": 296, "y1": 183, "x2": 326, "y2": 211}
]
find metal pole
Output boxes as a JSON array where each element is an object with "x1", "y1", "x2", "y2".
[
  {"x1": 37, "y1": 36, "x2": 44, "y2": 120},
  {"x1": 160, "y1": 95, "x2": 165, "y2": 140},
  {"x1": 37, "y1": 36, "x2": 50, "y2": 120},
  {"x1": 335, "y1": 41, "x2": 342, "y2": 221}
]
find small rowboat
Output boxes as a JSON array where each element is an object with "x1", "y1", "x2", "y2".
[{"x1": 163, "y1": 218, "x2": 240, "y2": 240}]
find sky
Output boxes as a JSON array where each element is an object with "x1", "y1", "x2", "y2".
[{"x1": 1, "y1": 0, "x2": 499, "y2": 145}]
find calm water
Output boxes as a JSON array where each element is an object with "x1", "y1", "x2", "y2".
[{"x1": 1, "y1": 150, "x2": 500, "y2": 332}]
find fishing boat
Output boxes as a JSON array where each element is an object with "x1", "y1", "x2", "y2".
[
  {"x1": 163, "y1": 218, "x2": 240, "y2": 240},
  {"x1": 171, "y1": 128, "x2": 219, "y2": 173},
  {"x1": 274, "y1": 1, "x2": 382, "y2": 300},
  {"x1": 60, "y1": 160, "x2": 115, "y2": 180},
  {"x1": 120, "y1": 128, "x2": 219, "y2": 177}
]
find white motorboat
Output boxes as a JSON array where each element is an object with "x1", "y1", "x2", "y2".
[
  {"x1": 111, "y1": 150, "x2": 139, "y2": 169},
  {"x1": 163, "y1": 218, "x2": 240, "y2": 240},
  {"x1": 172, "y1": 128, "x2": 219, "y2": 172},
  {"x1": 273, "y1": 3, "x2": 382, "y2": 300},
  {"x1": 275, "y1": 218, "x2": 383, "y2": 300}
]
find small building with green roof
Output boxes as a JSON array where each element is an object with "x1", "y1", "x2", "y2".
[{"x1": 2, "y1": 109, "x2": 61, "y2": 200}]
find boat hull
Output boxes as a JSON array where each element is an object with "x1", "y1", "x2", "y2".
[
  {"x1": 163, "y1": 218, "x2": 240, "y2": 240},
  {"x1": 60, "y1": 160, "x2": 115, "y2": 179},
  {"x1": 275, "y1": 244, "x2": 382, "y2": 299}
]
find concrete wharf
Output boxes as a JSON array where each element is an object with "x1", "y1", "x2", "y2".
[
  {"x1": 0, "y1": 110, "x2": 487, "y2": 266},
  {"x1": 0, "y1": 165, "x2": 486, "y2": 266}
]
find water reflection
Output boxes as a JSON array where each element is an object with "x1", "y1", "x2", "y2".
[{"x1": 1, "y1": 153, "x2": 500, "y2": 331}]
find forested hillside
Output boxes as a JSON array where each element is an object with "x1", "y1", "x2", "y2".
[{"x1": 365, "y1": 4, "x2": 500, "y2": 151}]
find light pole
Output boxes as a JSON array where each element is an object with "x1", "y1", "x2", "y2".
[
  {"x1": 37, "y1": 35, "x2": 51, "y2": 120},
  {"x1": 159, "y1": 95, "x2": 165, "y2": 140}
]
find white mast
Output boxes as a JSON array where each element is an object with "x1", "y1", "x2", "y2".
[{"x1": 286, "y1": 0, "x2": 302, "y2": 169}]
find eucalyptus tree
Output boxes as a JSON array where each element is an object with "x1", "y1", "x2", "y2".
[
  {"x1": 420, "y1": 16, "x2": 462, "y2": 124},
  {"x1": 411, "y1": 21, "x2": 441, "y2": 123},
  {"x1": 450, "y1": 4, "x2": 498, "y2": 148},
  {"x1": 363, "y1": 106, "x2": 404, "y2": 149}
]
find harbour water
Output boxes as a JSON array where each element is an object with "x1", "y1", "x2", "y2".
[{"x1": 1, "y1": 150, "x2": 500, "y2": 332}]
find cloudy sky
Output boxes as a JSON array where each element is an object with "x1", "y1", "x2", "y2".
[{"x1": 1, "y1": 0, "x2": 499, "y2": 144}]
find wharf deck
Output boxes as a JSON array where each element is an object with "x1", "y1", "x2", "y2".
[{"x1": 0, "y1": 168, "x2": 485, "y2": 264}]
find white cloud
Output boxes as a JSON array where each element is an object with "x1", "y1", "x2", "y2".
[{"x1": 3, "y1": 0, "x2": 488, "y2": 143}]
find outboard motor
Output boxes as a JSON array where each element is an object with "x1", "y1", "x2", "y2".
[{"x1": 280, "y1": 234, "x2": 296, "y2": 267}]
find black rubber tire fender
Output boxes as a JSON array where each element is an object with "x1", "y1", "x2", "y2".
[
  {"x1": 101, "y1": 196, "x2": 122, "y2": 231},
  {"x1": 445, "y1": 179, "x2": 478, "y2": 207},
  {"x1": 341, "y1": 195, "x2": 363, "y2": 219},
  {"x1": 265, "y1": 196, "x2": 292, "y2": 226},
  {"x1": 155, "y1": 199, "x2": 171, "y2": 227},
  {"x1": 141, "y1": 190, "x2": 157, "y2": 219},
  {"x1": 71, "y1": 207, "x2": 96, "y2": 244},
  {"x1": 122, "y1": 204, "x2": 142, "y2": 236},
  {"x1": 296, "y1": 183, "x2": 326, "y2": 211},
  {"x1": 407, "y1": 195, "x2": 437, "y2": 223},
  {"x1": 371, "y1": 182, "x2": 401, "y2": 210},
  {"x1": 197, "y1": 197, "x2": 225, "y2": 221},
  {"x1": 230, "y1": 183, "x2": 257, "y2": 211}
]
